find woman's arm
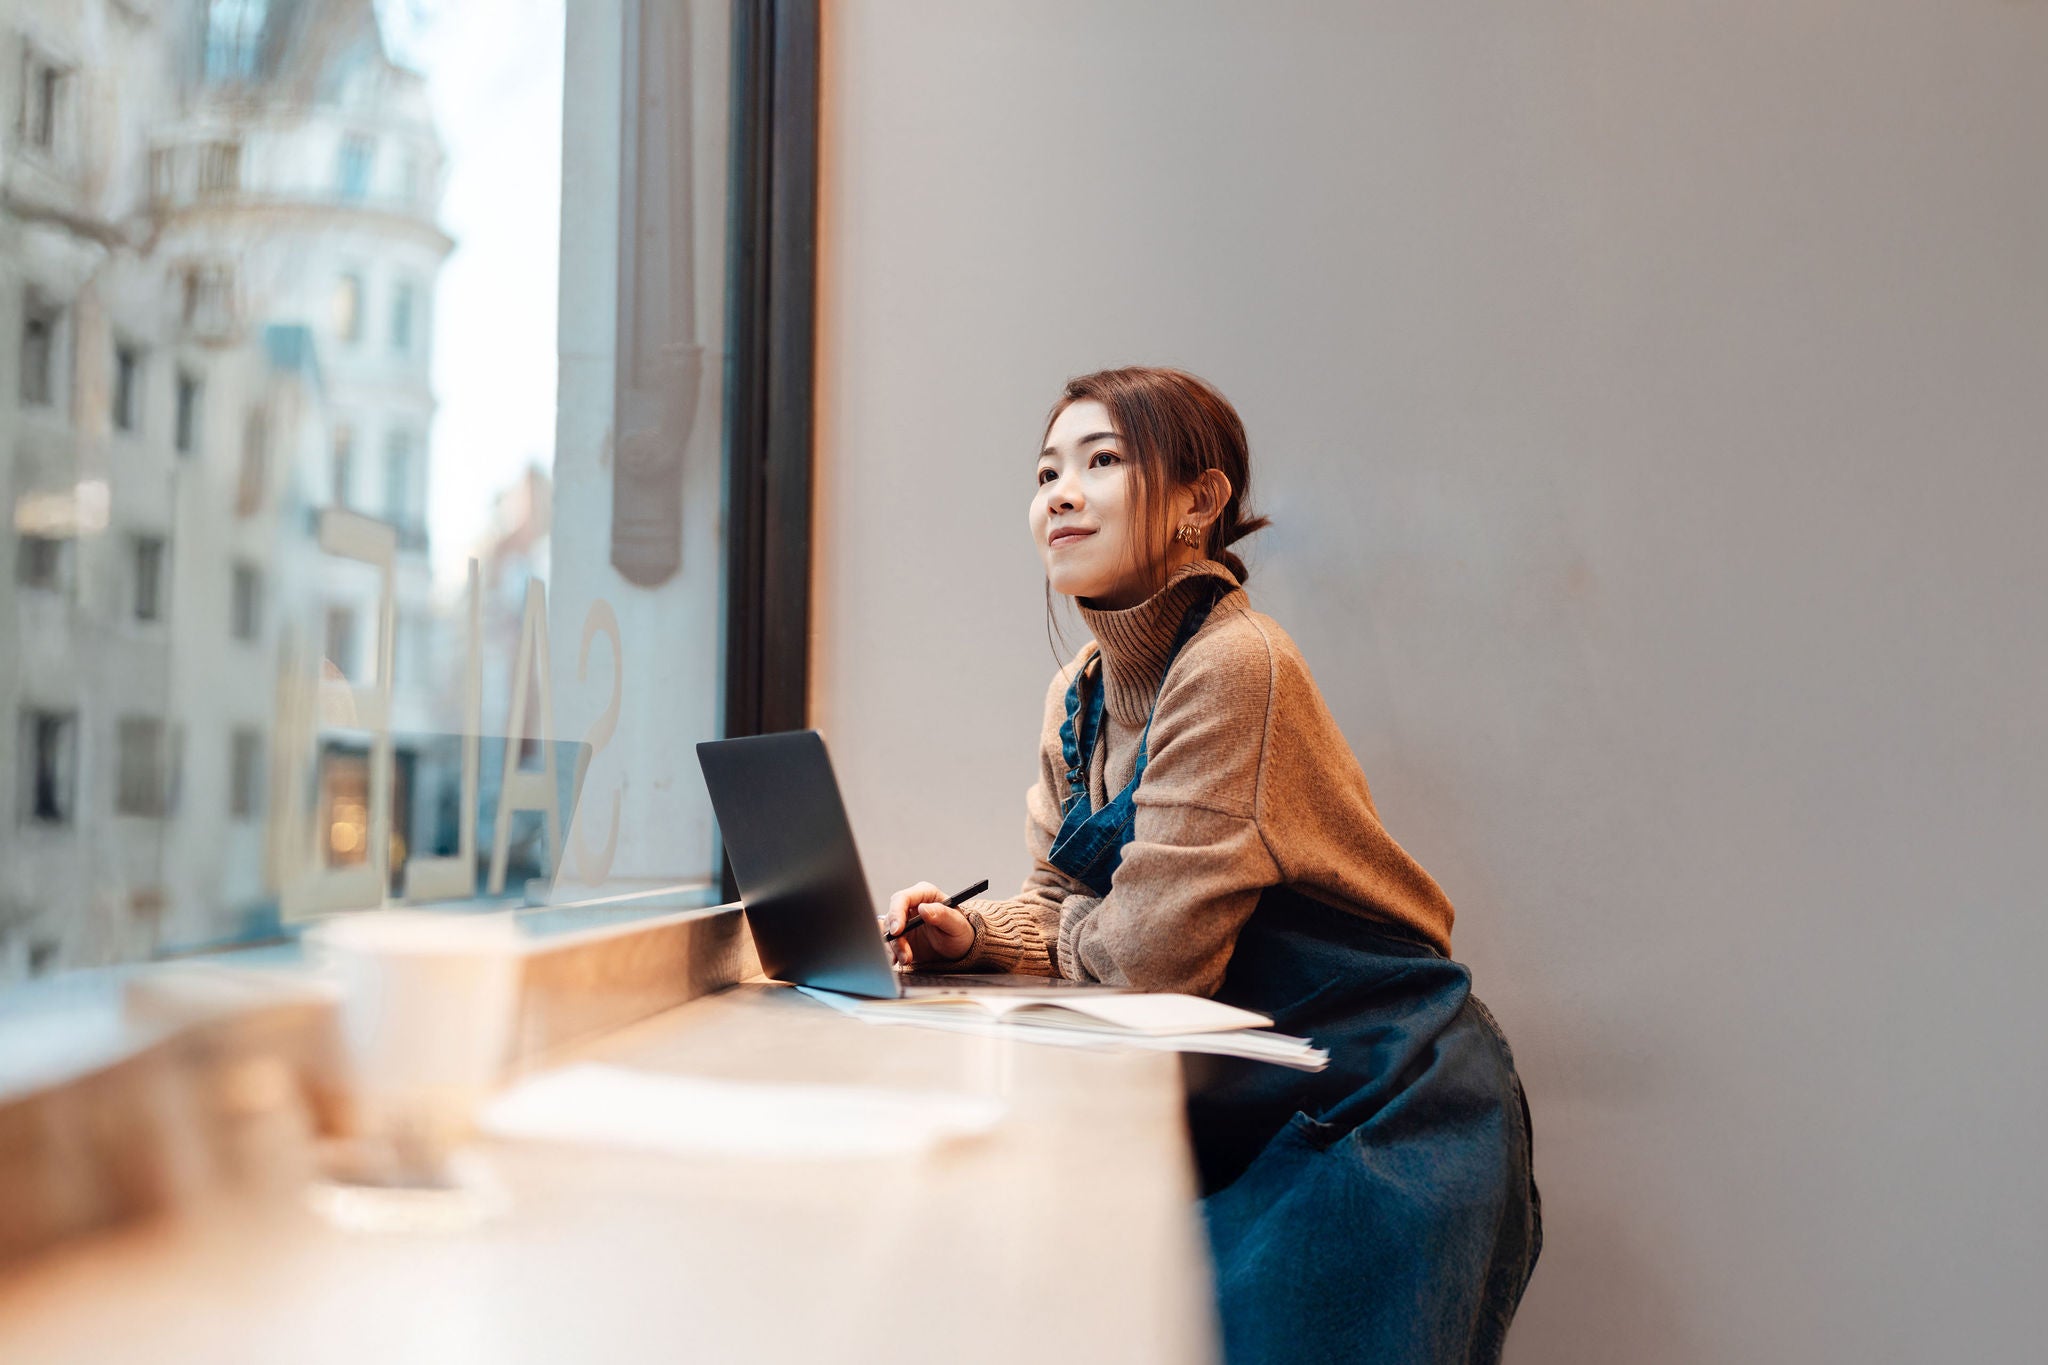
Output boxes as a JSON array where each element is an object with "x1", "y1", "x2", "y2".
[{"x1": 1052, "y1": 629, "x2": 1281, "y2": 994}]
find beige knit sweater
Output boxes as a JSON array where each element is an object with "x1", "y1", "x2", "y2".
[{"x1": 941, "y1": 559, "x2": 1457, "y2": 993}]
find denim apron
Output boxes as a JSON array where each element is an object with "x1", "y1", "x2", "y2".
[{"x1": 1049, "y1": 585, "x2": 1542, "y2": 1365}]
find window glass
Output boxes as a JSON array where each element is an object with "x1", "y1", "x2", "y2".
[
  {"x1": 176, "y1": 370, "x2": 203, "y2": 454},
  {"x1": 19, "y1": 292, "x2": 58, "y2": 405},
  {"x1": 133, "y1": 536, "x2": 166, "y2": 622},
  {"x1": 384, "y1": 430, "x2": 412, "y2": 524},
  {"x1": 4, "y1": 0, "x2": 740, "y2": 977},
  {"x1": 331, "y1": 424, "x2": 354, "y2": 507},
  {"x1": 204, "y1": 0, "x2": 267, "y2": 83},
  {"x1": 338, "y1": 134, "x2": 374, "y2": 201},
  {"x1": 332, "y1": 273, "x2": 363, "y2": 343},
  {"x1": 19, "y1": 711, "x2": 77, "y2": 826},
  {"x1": 230, "y1": 728, "x2": 263, "y2": 821},
  {"x1": 391, "y1": 281, "x2": 414, "y2": 354},
  {"x1": 117, "y1": 717, "x2": 168, "y2": 818},
  {"x1": 17, "y1": 536, "x2": 69, "y2": 592},
  {"x1": 231, "y1": 562, "x2": 263, "y2": 641},
  {"x1": 113, "y1": 344, "x2": 142, "y2": 432}
]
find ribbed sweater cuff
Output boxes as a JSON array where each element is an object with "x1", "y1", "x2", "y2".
[
  {"x1": 1055, "y1": 894, "x2": 1103, "y2": 981},
  {"x1": 954, "y1": 901, "x2": 1053, "y2": 975}
]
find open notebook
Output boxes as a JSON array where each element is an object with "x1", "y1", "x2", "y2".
[{"x1": 797, "y1": 987, "x2": 1329, "y2": 1071}]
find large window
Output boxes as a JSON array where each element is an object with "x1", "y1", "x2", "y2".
[{"x1": 1, "y1": 0, "x2": 819, "y2": 979}]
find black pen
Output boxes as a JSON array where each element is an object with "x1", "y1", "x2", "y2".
[{"x1": 884, "y1": 879, "x2": 989, "y2": 942}]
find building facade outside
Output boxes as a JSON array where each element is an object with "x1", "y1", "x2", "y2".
[{"x1": 1, "y1": 0, "x2": 453, "y2": 980}]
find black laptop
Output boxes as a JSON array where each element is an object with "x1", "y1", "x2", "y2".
[{"x1": 696, "y1": 730, "x2": 1120, "y2": 999}]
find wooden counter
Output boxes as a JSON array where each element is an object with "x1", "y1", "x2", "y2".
[{"x1": 0, "y1": 981, "x2": 1219, "y2": 1364}]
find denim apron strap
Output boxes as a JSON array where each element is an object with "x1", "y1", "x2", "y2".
[{"x1": 1046, "y1": 581, "x2": 1229, "y2": 896}]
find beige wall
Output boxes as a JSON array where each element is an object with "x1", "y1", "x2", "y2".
[{"x1": 812, "y1": 3, "x2": 2048, "y2": 1360}]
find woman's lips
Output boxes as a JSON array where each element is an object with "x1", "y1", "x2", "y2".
[{"x1": 1048, "y1": 529, "x2": 1095, "y2": 548}]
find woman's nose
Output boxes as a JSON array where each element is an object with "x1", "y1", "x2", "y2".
[{"x1": 1047, "y1": 473, "x2": 1082, "y2": 512}]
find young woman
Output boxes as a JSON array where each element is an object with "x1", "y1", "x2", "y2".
[{"x1": 885, "y1": 366, "x2": 1541, "y2": 1364}]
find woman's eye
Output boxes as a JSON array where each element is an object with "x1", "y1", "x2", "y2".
[
  {"x1": 1090, "y1": 451, "x2": 1120, "y2": 468},
  {"x1": 1037, "y1": 468, "x2": 1056, "y2": 485}
]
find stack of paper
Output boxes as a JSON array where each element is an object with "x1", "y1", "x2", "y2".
[{"x1": 796, "y1": 987, "x2": 1328, "y2": 1072}]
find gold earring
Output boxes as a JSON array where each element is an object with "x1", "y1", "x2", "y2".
[{"x1": 1175, "y1": 524, "x2": 1201, "y2": 547}]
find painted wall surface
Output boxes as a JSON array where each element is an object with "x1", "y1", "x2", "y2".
[{"x1": 811, "y1": 3, "x2": 2048, "y2": 1360}]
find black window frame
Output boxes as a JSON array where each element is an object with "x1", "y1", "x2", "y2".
[{"x1": 718, "y1": 0, "x2": 819, "y2": 901}]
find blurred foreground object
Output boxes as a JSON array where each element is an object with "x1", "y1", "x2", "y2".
[{"x1": 0, "y1": 965, "x2": 340, "y2": 1265}]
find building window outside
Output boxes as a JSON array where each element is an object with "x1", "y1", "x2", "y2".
[
  {"x1": 19, "y1": 47, "x2": 69, "y2": 156},
  {"x1": 166, "y1": 724, "x2": 185, "y2": 818},
  {"x1": 230, "y1": 728, "x2": 263, "y2": 820},
  {"x1": 198, "y1": 139, "x2": 241, "y2": 196},
  {"x1": 204, "y1": 0, "x2": 267, "y2": 83},
  {"x1": 231, "y1": 562, "x2": 262, "y2": 641},
  {"x1": 16, "y1": 535, "x2": 70, "y2": 592},
  {"x1": 333, "y1": 272, "x2": 363, "y2": 343},
  {"x1": 116, "y1": 716, "x2": 168, "y2": 818},
  {"x1": 19, "y1": 710, "x2": 78, "y2": 825},
  {"x1": 325, "y1": 605, "x2": 357, "y2": 679},
  {"x1": 384, "y1": 430, "x2": 412, "y2": 526},
  {"x1": 21, "y1": 290, "x2": 60, "y2": 406},
  {"x1": 237, "y1": 406, "x2": 269, "y2": 515},
  {"x1": 175, "y1": 369, "x2": 203, "y2": 454},
  {"x1": 113, "y1": 343, "x2": 142, "y2": 433},
  {"x1": 391, "y1": 281, "x2": 414, "y2": 354},
  {"x1": 338, "y1": 134, "x2": 374, "y2": 200},
  {"x1": 180, "y1": 263, "x2": 234, "y2": 334},
  {"x1": 332, "y1": 424, "x2": 354, "y2": 507},
  {"x1": 133, "y1": 535, "x2": 166, "y2": 622}
]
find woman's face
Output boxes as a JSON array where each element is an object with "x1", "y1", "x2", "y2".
[{"x1": 1032, "y1": 399, "x2": 1155, "y2": 609}]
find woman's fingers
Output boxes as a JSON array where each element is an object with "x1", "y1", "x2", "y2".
[
  {"x1": 880, "y1": 882, "x2": 973, "y2": 966},
  {"x1": 884, "y1": 881, "x2": 945, "y2": 935},
  {"x1": 903, "y1": 901, "x2": 974, "y2": 964}
]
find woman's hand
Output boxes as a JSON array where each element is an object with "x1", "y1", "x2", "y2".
[{"x1": 881, "y1": 881, "x2": 975, "y2": 968}]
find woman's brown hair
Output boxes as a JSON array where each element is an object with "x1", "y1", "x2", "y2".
[{"x1": 1041, "y1": 366, "x2": 1272, "y2": 657}]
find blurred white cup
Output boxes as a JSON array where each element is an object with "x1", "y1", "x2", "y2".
[{"x1": 308, "y1": 910, "x2": 525, "y2": 1175}]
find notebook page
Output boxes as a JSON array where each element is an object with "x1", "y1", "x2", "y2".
[{"x1": 981, "y1": 992, "x2": 1271, "y2": 1035}]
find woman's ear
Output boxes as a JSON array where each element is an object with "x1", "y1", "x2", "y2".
[{"x1": 1192, "y1": 468, "x2": 1233, "y2": 524}]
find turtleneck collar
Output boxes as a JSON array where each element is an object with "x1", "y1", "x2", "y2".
[{"x1": 1076, "y1": 559, "x2": 1244, "y2": 727}]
